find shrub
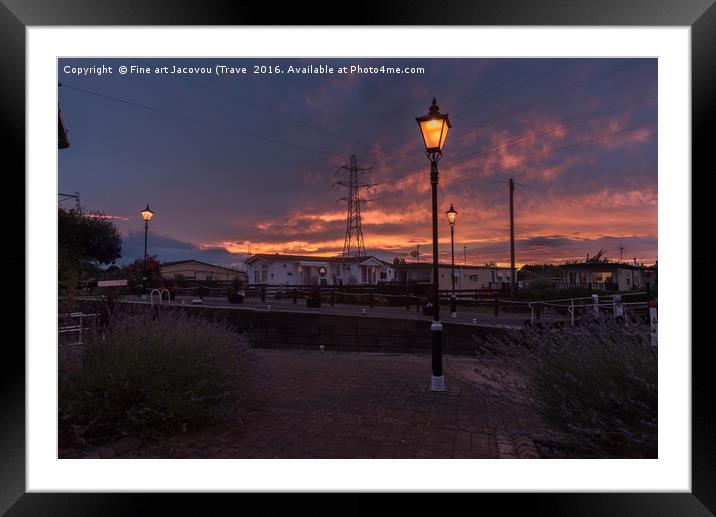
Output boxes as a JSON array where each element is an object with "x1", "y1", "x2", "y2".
[
  {"x1": 59, "y1": 307, "x2": 262, "y2": 446},
  {"x1": 475, "y1": 315, "x2": 657, "y2": 458},
  {"x1": 227, "y1": 280, "x2": 245, "y2": 304},
  {"x1": 306, "y1": 286, "x2": 322, "y2": 308}
]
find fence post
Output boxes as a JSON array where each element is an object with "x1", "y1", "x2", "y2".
[
  {"x1": 570, "y1": 299, "x2": 575, "y2": 325},
  {"x1": 260, "y1": 286, "x2": 266, "y2": 302},
  {"x1": 613, "y1": 294, "x2": 623, "y2": 319},
  {"x1": 649, "y1": 298, "x2": 658, "y2": 347},
  {"x1": 331, "y1": 288, "x2": 335, "y2": 306},
  {"x1": 493, "y1": 297, "x2": 499, "y2": 317},
  {"x1": 592, "y1": 294, "x2": 599, "y2": 316},
  {"x1": 369, "y1": 291, "x2": 374, "y2": 309}
]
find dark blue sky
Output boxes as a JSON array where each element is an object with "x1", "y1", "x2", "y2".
[{"x1": 58, "y1": 58, "x2": 657, "y2": 267}]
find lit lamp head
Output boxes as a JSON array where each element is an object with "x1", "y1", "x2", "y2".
[
  {"x1": 446, "y1": 204, "x2": 458, "y2": 227},
  {"x1": 141, "y1": 204, "x2": 154, "y2": 222},
  {"x1": 416, "y1": 97, "x2": 452, "y2": 157}
]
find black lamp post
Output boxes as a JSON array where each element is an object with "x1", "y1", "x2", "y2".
[
  {"x1": 446, "y1": 204, "x2": 458, "y2": 318},
  {"x1": 140, "y1": 204, "x2": 154, "y2": 269},
  {"x1": 416, "y1": 98, "x2": 452, "y2": 392}
]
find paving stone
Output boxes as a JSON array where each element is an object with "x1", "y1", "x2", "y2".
[{"x1": 62, "y1": 349, "x2": 544, "y2": 460}]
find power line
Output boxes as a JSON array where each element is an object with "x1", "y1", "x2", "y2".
[
  {"x1": 361, "y1": 58, "x2": 577, "y2": 164},
  {"x1": 384, "y1": 93, "x2": 657, "y2": 186},
  {"x1": 468, "y1": 119, "x2": 656, "y2": 178},
  {"x1": 60, "y1": 82, "x2": 359, "y2": 161},
  {"x1": 454, "y1": 58, "x2": 579, "y2": 117},
  {"x1": 374, "y1": 59, "x2": 646, "y2": 170},
  {"x1": 448, "y1": 90, "x2": 656, "y2": 167},
  {"x1": 133, "y1": 58, "x2": 425, "y2": 168}
]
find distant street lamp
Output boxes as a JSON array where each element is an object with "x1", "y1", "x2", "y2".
[
  {"x1": 446, "y1": 204, "x2": 458, "y2": 318},
  {"x1": 416, "y1": 97, "x2": 452, "y2": 392},
  {"x1": 140, "y1": 204, "x2": 154, "y2": 269}
]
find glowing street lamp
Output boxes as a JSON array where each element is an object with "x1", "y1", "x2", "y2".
[
  {"x1": 416, "y1": 98, "x2": 452, "y2": 393},
  {"x1": 446, "y1": 204, "x2": 458, "y2": 318},
  {"x1": 141, "y1": 204, "x2": 154, "y2": 268}
]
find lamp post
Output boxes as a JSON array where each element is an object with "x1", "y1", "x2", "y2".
[
  {"x1": 140, "y1": 204, "x2": 154, "y2": 269},
  {"x1": 446, "y1": 204, "x2": 458, "y2": 318},
  {"x1": 416, "y1": 98, "x2": 452, "y2": 392}
]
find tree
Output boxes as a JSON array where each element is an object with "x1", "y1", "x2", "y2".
[
  {"x1": 58, "y1": 208, "x2": 122, "y2": 287},
  {"x1": 586, "y1": 248, "x2": 610, "y2": 263},
  {"x1": 122, "y1": 255, "x2": 161, "y2": 288}
]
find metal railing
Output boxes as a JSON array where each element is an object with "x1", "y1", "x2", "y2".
[{"x1": 58, "y1": 312, "x2": 98, "y2": 347}]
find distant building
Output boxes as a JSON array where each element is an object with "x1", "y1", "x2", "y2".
[
  {"x1": 557, "y1": 262, "x2": 656, "y2": 291},
  {"x1": 160, "y1": 260, "x2": 247, "y2": 283},
  {"x1": 244, "y1": 254, "x2": 397, "y2": 286},
  {"x1": 397, "y1": 263, "x2": 512, "y2": 290}
]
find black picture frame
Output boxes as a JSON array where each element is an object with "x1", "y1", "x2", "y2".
[{"x1": 2, "y1": 1, "x2": 712, "y2": 514}]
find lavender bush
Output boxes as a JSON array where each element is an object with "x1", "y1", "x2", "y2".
[
  {"x1": 476, "y1": 314, "x2": 657, "y2": 458},
  {"x1": 59, "y1": 307, "x2": 262, "y2": 445}
]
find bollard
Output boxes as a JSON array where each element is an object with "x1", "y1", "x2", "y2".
[
  {"x1": 293, "y1": 288, "x2": 297, "y2": 304},
  {"x1": 450, "y1": 295, "x2": 457, "y2": 318}
]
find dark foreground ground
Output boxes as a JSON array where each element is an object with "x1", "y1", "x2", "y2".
[{"x1": 60, "y1": 349, "x2": 546, "y2": 459}]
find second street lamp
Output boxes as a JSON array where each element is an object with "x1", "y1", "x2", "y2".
[
  {"x1": 416, "y1": 98, "x2": 452, "y2": 393},
  {"x1": 140, "y1": 204, "x2": 154, "y2": 270},
  {"x1": 446, "y1": 204, "x2": 458, "y2": 318}
]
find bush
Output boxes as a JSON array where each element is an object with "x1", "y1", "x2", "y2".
[
  {"x1": 227, "y1": 280, "x2": 245, "y2": 303},
  {"x1": 475, "y1": 315, "x2": 657, "y2": 458},
  {"x1": 59, "y1": 307, "x2": 262, "y2": 446},
  {"x1": 512, "y1": 287, "x2": 594, "y2": 301}
]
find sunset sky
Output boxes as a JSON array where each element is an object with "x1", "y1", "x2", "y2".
[{"x1": 58, "y1": 58, "x2": 657, "y2": 268}]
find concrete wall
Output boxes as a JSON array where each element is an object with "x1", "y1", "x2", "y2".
[
  {"x1": 80, "y1": 300, "x2": 508, "y2": 356},
  {"x1": 178, "y1": 305, "x2": 507, "y2": 355}
]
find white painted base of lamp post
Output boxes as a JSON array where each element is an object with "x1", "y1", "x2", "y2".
[
  {"x1": 431, "y1": 375, "x2": 446, "y2": 392},
  {"x1": 451, "y1": 312, "x2": 457, "y2": 318}
]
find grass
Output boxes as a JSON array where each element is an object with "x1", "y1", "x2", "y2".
[
  {"x1": 475, "y1": 313, "x2": 657, "y2": 458},
  {"x1": 59, "y1": 306, "x2": 263, "y2": 447}
]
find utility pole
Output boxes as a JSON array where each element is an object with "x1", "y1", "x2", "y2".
[
  {"x1": 619, "y1": 240, "x2": 625, "y2": 263},
  {"x1": 509, "y1": 178, "x2": 516, "y2": 297},
  {"x1": 464, "y1": 245, "x2": 467, "y2": 265}
]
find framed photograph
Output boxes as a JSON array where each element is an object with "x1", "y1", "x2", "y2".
[{"x1": 3, "y1": 0, "x2": 713, "y2": 513}]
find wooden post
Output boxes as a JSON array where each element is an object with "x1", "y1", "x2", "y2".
[{"x1": 260, "y1": 286, "x2": 266, "y2": 302}]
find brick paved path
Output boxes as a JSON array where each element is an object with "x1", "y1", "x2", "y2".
[{"x1": 65, "y1": 349, "x2": 544, "y2": 459}]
